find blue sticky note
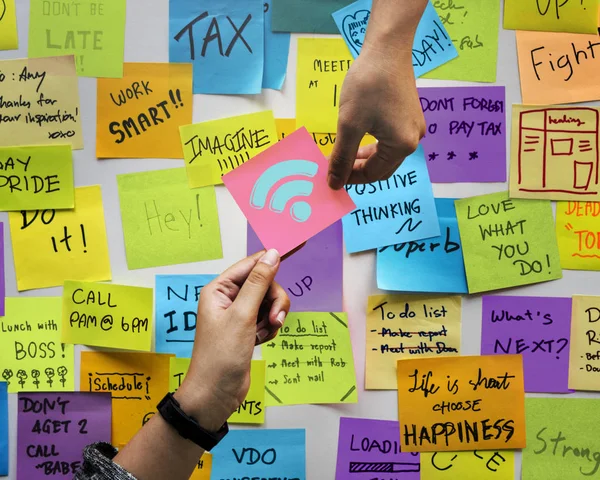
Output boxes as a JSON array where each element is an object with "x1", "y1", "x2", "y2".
[
  {"x1": 169, "y1": 0, "x2": 265, "y2": 94},
  {"x1": 377, "y1": 198, "x2": 468, "y2": 294},
  {"x1": 332, "y1": 0, "x2": 458, "y2": 77},
  {"x1": 0, "y1": 382, "x2": 7, "y2": 475},
  {"x1": 155, "y1": 275, "x2": 217, "y2": 357},
  {"x1": 342, "y1": 146, "x2": 440, "y2": 253},
  {"x1": 263, "y1": 1, "x2": 291, "y2": 90},
  {"x1": 211, "y1": 429, "x2": 306, "y2": 480}
]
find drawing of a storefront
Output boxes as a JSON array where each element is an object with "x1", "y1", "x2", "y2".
[{"x1": 517, "y1": 107, "x2": 599, "y2": 196}]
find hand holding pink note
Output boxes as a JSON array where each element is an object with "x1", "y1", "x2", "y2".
[{"x1": 223, "y1": 128, "x2": 355, "y2": 255}]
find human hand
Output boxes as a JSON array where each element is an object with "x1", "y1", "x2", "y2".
[
  {"x1": 327, "y1": 46, "x2": 426, "y2": 189},
  {"x1": 174, "y1": 250, "x2": 289, "y2": 431}
]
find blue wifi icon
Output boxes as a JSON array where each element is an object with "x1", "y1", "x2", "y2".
[{"x1": 250, "y1": 160, "x2": 319, "y2": 223}]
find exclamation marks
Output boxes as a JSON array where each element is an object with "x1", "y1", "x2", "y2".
[
  {"x1": 60, "y1": 343, "x2": 66, "y2": 358},
  {"x1": 169, "y1": 89, "x2": 184, "y2": 109},
  {"x1": 546, "y1": 254, "x2": 551, "y2": 274},
  {"x1": 80, "y1": 224, "x2": 87, "y2": 253},
  {"x1": 196, "y1": 193, "x2": 202, "y2": 227},
  {"x1": 79, "y1": 55, "x2": 84, "y2": 73}
]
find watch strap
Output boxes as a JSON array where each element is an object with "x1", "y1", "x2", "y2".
[{"x1": 157, "y1": 393, "x2": 228, "y2": 451}]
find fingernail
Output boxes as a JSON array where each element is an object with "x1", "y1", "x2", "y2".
[
  {"x1": 259, "y1": 249, "x2": 280, "y2": 266},
  {"x1": 276, "y1": 311, "x2": 286, "y2": 327},
  {"x1": 256, "y1": 328, "x2": 269, "y2": 343}
]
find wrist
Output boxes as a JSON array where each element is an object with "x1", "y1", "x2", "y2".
[{"x1": 174, "y1": 382, "x2": 231, "y2": 433}]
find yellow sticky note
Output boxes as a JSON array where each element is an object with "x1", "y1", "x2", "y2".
[
  {"x1": 421, "y1": 450, "x2": 515, "y2": 479},
  {"x1": 510, "y1": 104, "x2": 600, "y2": 201},
  {"x1": 192, "y1": 453, "x2": 212, "y2": 480},
  {"x1": 0, "y1": 297, "x2": 75, "y2": 393},
  {"x1": 9, "y1": 185, "x2": 111, "y2": 291},
  {"x1": 80, "y1": 352, "x2": 172, "y2": 446},
  {"x1": 263, "y1": 312, "x2": 358, "y2": 406},
  {"x1": 170, "y1": 358, "x2": 266, "y2": 424},
  {"x1": 569, "y1": 295, "x2": 600, "y2": 391},
  {"x1": 296, "y1": 38, "x2": 353, "y2": 133},
  {"x1": 397, "y1": 354, "x2": 526, "y2": 452},
  {"x1": 180, "y1": 111, "x2": 278, "y2": 188},
  {"x1": 0, "y1": 56, "x2": 83, "y2": 148},
  {"x1": 366, "y1": 294, "x2": 462, "y2": 390},
  {"x1": 556, "y1": 201, "x2": 600, "y2": 270},
  {"x1": 276, "y1": 118, "x2": 375, "y2": 157},
  {"x1": 516, "y1": 30, "x2": 600, "y2": 105},
  {"x1": 97, "y1": 63, "x2": 193, "y2": 159},
  {"x1": 62, "y1": 281, "x2": 153, "y2": 351},
  {"x1": 0, "y1": 0, "x2": 18, "y2": 50},
  {"x1": 0, "y1": 145, "x2": 74, "y2": 211},
  {"x1": 505, "y1": 0, "x2": 598, "y2": 34}
]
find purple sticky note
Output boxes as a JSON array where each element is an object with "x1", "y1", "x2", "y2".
[
  {"x1": 336, "y1": 417, "x2": 420, "y2": 480},
  {"x1": 481, "y1": 296, "x2": 572, "y2": 393},
  {"x1": 0, "y1": 223, "x2": 4, "y2": 316},
  {"x1": 17, "y1": 392, "x2": 112, "y2": 479},
  {"x1": 247, "y1": 221, "x2": 342, "y2": 312},
  {"x1": 419, "y1": 86, "x2": 506, "y2": 183}
]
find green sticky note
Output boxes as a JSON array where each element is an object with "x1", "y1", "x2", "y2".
[
  {"x1": 272, "y1": 0, "x2": 351, "y2": 33},
  {"x1": 455, "y1": 191, "x2": 562, "y2": 293},
  {"x1": 28, "y1": 0, "x2": 126, "y2": 77},
  {"x1": 423, "y1": 0, "x2": 500, "y2": 83},
  {"x1": 0, "y1": 145, "x2": 74, "y2": 211},
  {"x1": 524, "y1": 398, "x2": 600, "y2": 478},
  {"x1": 117, "y1": 168, "x2": 223, "y2": 270},
  {"x1": 263, "y1": 312, "x2": 358, "y2": 406}
]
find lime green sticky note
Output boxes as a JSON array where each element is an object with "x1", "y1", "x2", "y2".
[
  {"x1": 116, "y1": 168, "x2": 223, "y2": 270},
  {"x1": 0, "y1": 145, "x2": 74, "y2": 211},
  {"x1": 28, "y1": 0, "x2": 126, "y2": 77},
  {"x1": 455, "y1": 191, "x2": 562, "y2": 293},
  {"x1": 263, "y1": 312, "x2": 358, "y2": 406},
  {"x1": 504, "y1": 0, "x2": 599, "y2": 34},
  {"x1": 61, "y1": 280, "x2": 153, "y2": 351},
  {"x1": 170, "y1": 358, "x2": 266, "y2": 424},
  {"x1": 423, "y1": 0, "x2": 501, "y2": 83},
  {"x1": 524, "y1": 398, "x2": 600, "y2": 478}
]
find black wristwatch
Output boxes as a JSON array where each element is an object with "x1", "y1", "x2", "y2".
[{"x1": 157, "y1": 393, "x2": 228, "y2": 451}]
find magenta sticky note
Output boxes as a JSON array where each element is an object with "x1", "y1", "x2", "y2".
[
  {"x1": 336, "y1": 417, "x2": 420, "y2": 480},
  {"x1": 248, "y1": 221, "x2": 343, "y2": 312},
  {"x1": 481, "y1": 295, "x2": 572, "y2": 393},
  {"x1": 17, "y1": 392, "x2": 112, "y2": 479},
  {"x1": 223, "y1": 128, "x2": 356, "y2": 255}
]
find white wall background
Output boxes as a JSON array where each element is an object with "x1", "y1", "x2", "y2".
[{"x1": 2, "y1": 1, "x2": 600, "y2": 479}]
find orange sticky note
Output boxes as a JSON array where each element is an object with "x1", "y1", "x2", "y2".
[
  {"x1": 516, "y1": 30, "x2": 600, "y2": 105},
  {"x1": 397, "y1": 355, "x2": 526, "y2": 452},
  {"x1": 96, "y1": 63, "x2": 193, "y2": 159},
  {"x1": 80, "y1": 352, "x2": 172, "y2": 446}
]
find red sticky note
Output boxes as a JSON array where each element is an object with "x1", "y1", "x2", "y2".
[{"x1": 223, "y1": 128, "x2": 355, "y2": 255}]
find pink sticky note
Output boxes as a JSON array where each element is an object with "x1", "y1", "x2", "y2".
[{"x1": 223, "y1": 128, "x2": 355, "y2": 255}]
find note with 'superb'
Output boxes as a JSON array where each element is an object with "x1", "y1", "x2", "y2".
[
  {"x1": 0, "y1": 56, "x2": 83, "y2": 149},
  {"x1": 569, "y1": 295, "x2": 600, "y2": 391},
  {"x1": 180, "y1": 111, "x2": 278, "y2": 188},
  {"x1": 62, "y1": 281, "x2": 153, "y2": 352},
  {"x1": 516, "y1": 30, "x2": 600, "y2": 105},
  {"x1": 366, "y1": 294, "x2": 461, "y2": 390},
  {"x1": 80, "y1": 352, "x2": 172, "y2": 446},
  {"x1": 117, "y1": 168, "x2": 222, "y2": 269},
  {"x1": 263, "y1": 312, "x2": 358, "y2": 406},
  {"x1": 97, "y1": 63, "x2": 193, "y2": 158},
  {"x1": 9, "y1": 185, "x2": 111, "y2": 291},
  {"x1": 397, "y1": 354, "x2": 526, "y2": 452},
  {"x1": 504, "y1": 0, "x2": 599, "y2": 34},
  {"x1": 0, "y1": 297, "x2": 74, "y2": 393},
  {"x1": 556, "y1": 201, "x2": 600, "y2": 270},
  {"x1": 421, "y1": 450, "x2": 515, "y2": 480},
  {"x1": 0, "y1": 0, "x2": 18, "y2": 50},
  {"x1": 455, "y1": 191, "x2": 562, "y2": 293}
]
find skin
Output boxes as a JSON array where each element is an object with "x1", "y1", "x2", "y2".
[
  {"x1": 328, "y1": 0, "x2": 429, "y2": 189},
  {"x1": 113, "y1": 249, "x2": 289, "y2": 480}
]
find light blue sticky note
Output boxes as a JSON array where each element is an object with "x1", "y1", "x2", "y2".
[
  {"x1": 155, "y1": 275, "x2": 217, "y2": 357},
  {"x1": 342, "y1": 146, "x2": 440, "y2": 254},
  {"x1": 169, "y1": 0, "x2": 265, "y2": 94},
  {"x1": 263, "y1": 1, "x2": 291, "y2": 90},
  {"x1": 211, "y1": 429, "x2": 306, "y2": 480},
  {"x1": 0, "y1": 382, "x2": 7, "y2": 475},
  {"x1": 332, "y1": 0, "x2": 458, "y2": 77},
  {"x1": 377, "y1": 198, "x2": 468, "y2": 294}
]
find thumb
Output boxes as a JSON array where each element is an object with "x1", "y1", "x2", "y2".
[
  {"x1": 328, "y1": 121, "x2": 364, "y2": 190},
  {"x1": 232, "y1": 249, "x2": 280, "y2": 321}
]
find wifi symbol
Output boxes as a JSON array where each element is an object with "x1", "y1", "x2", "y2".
[{"x1": 250, "y1": 160, "x2": 318, "y2": 223}]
